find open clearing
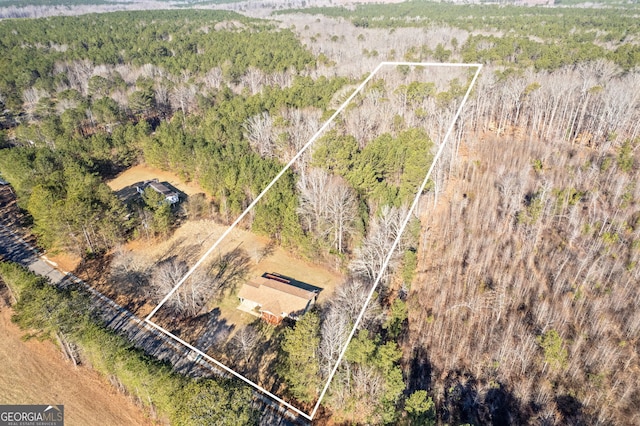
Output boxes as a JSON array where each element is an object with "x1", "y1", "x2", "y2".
[
  {"x1": 107, "y1": 162, "x2": 343, "y2": 319},
  {"x1": 0, "y1": 299, "x2": 154, "y2": 426},
  {"x1": 107, "y1": 163, "x2": 205, "y2": 196},
  {"x1": 126, "y1": 218, "x2": 344, "y2": 320}
]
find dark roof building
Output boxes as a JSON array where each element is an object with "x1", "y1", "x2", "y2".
[{"x1": 136, "y1": 179, "x2": 180, "y2": 204}]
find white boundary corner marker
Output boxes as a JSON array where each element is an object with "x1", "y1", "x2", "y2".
[{"x1": 144, "y1": 61, "x2": 483, "y2": 420}]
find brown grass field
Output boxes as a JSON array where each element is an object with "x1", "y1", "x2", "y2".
[
  {"x1": 0, "y1": 299, "x2": 156, "y2": 426},
  {"x1": 106, "y1": 164, "x2": 204, "y2": 196}
]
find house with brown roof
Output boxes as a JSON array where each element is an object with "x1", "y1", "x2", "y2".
[{"x1": 237, "y1": 274, "x2": 318, "y2": 325}]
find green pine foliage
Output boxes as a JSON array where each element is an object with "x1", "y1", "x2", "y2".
[
  {"x1": 383, "y1": 298, "x2": 408, "y2": 339},
  {"x1": 0, "y1": 261, "x2": 257, "y2": 425},
  {"x1": 173, "y1": 378, "x2": 258, "y2": 426},
  {"x1": 279, "y1": 311, "x2": 321, "y2": 403},
  {"x1": 343, "y1": 330, "x2": 405, "y2": 424},
  {"x1": 405, "y1": 390, "x2": 436, "y2": 426},
  {"x1": 281, "y1": 2, "x2": 640, "y2": 71},
  {"x1": 537, "y1": 329, "x2": 569, "y2": 372},
  {"x1": 313, "y1": 128, "x2": 434, "y2": 209},
  {"x1": 0, "y1": 147, "x2": 129, "y2": 254},
  {"x1": 0, "y1": 9, "x2": 349, "y2": 255},
  {"x1": 0, "y1": 10, "x2": 315, "y2": 109}
]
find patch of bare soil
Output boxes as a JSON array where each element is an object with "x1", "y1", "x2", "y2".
[
  {"x1": 106, "y1": 163, "x2": 205, "y2": 196},
  {"x1": 0, "y1": 294, "x2": 156, "y2": 426},
  {"x1": 129, "y1": 219, "x2": 344, "y2": 313},
  {"x1": 45, "y1": 252, "x2": 82, "y2": 273}
]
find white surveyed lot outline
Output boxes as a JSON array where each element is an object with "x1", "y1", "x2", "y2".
[{"x1": 144, "y1": 61, "x2": 483, "y2": 421}]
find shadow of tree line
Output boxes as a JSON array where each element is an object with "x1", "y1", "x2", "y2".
[{"x1": 407, "y1": 347, "x2": 588, "y2": 425}]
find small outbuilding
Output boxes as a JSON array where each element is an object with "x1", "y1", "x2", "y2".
[{"x1": 238, "y1": 274, "x2": 318, "y2": 325}]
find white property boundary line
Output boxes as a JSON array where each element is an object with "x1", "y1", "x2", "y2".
[{"x1": 144, "y1": 61, "x2": 483, "y2": 421}]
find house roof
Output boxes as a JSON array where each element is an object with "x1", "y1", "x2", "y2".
[
  {"x1": 238, "y1": 276, "x2": 316, "y2": 317},
  {"x1": 148, "y1": 180, "x2": 175, "y2": 197}
]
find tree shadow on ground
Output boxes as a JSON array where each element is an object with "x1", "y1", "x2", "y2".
[
  {"x1": 441, "y1": 370, "x2": 526, "y2": 426},
  {"x1": 156, "y1": 307, "x2": 235, "y2": 356},
  {"x1": 108, "y1": 262, "x2": 152, "y2": 313},
  {"x1": 407, "y1": 346, "x2": 432, "y2": 393},
  {"x1": 76, "y1": 252, "x2": 150, "y2": 314},
  {"x1": 555, "y1": 394, "x2": 586, "y2": 425},
  {"x1": 214, "y1": 316, "x2": 288, "y2": 395},
  {"x1": 209, "y1": 246, "x2": 251, "y2": 295},
  {"x1": 192, "y1": 308, "x2": 235, "y2": 355},
  {"x1": 223, "y1": 318, "x2": 289, "y2": 395},
  {"x1": 257, "y1": 239, "x2": 276, "y2": 262},
  {"x1": 174, "y1": 243, "x2": 202, "y2": 264},
  {"x1": 158, "y1": 236, "x2": 187, "y2": 263}
]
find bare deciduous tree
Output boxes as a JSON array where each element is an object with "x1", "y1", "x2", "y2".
[
  {"x1": 240, "y1": 66, "x2": 265, "y2": 95},
  {"x1": 297, "y1": 167, "x2": 330, "y2": 235},
  {"x1": 170, "y1": 84, "x2": 197, "y2": 115},
  {"x1": 244, "y1": 111, "x2": 275, "y2": 158},
  {"x1": 22, "y1": 87, "x2": 47, "y2": 121},
  {"x1": 278, "y1": 107, "x2": 322, "y2": 165},
  {"x1": 319, "y1": 305, "x2": 350, "y2": 377},
  {"x1": 203, "y1": 67, "x2": 223, "y2": 91},
  {"x1": 326, "y1": 178, "x2": 357, "y2": 254},
  {"x1": 350, "y1": 205, "x2": 408, "y2": 284},
  {"x1": 152, "y1": 257, "x2": 218, "y2": 317},
  {"x1": 298, "y1": 168, "x2": 358, "y2": 253},
  {"x1": 109, "y1": 246, "x2": 152, "y2": 302},
  {"x1": 229, "y1": 325, "x2": 260, "y2": 366}
]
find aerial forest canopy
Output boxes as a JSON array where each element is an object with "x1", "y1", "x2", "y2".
[
  {"x1": 0, "y1": 10, "x2": 315, "y2": 111},
  {"x1": 269, "y1": 2, "x2": 640, "y2": 424},
  {"x1": 282, "y1": 1, "x2": 640, "y2": 71},
  {"x1": 0, "y1": 5, "x2": 452, "y2": 425},
  {"x1": 0, "y1": 8, "x2": 444, "y2": 260},
  {"x1": 1, "y1": 1, "x2": 639, "y2": 425},
  {"x1": 0, "y1": 10, "x2": 328, "y2": 254}
]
